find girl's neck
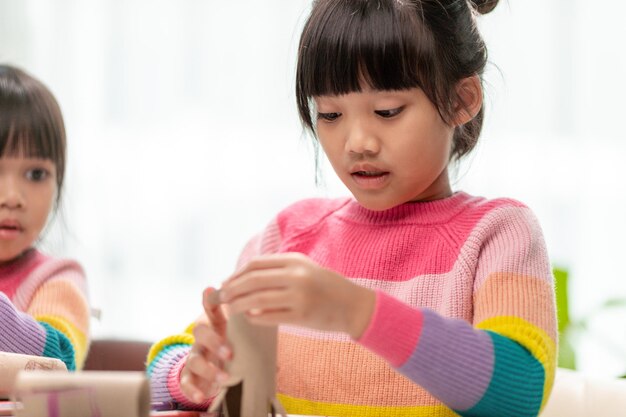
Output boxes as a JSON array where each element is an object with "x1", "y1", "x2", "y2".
[
  {"x1": 345, "y1": 191, "x2": 472, "y2": 225},
  {"x1": 409, "y1": 167, "x2": 453, "y2": 203}
]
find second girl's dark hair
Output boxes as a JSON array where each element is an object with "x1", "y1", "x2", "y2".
[
  {"x1": 0, "y1": 64, "x2": 66, "y2": 203},
  {"x1": 296, "y1": 0, "x2": 499, "y2": 162}
]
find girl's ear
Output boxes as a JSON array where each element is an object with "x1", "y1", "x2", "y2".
[{"x1": 452, "y1": 75, "x2": 483, "y2": 126}]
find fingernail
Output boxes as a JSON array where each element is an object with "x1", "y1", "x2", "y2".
[
  {"x1": 218, "y1": 345, "x2": 230, "y2": 360},
  {"x1": 219, "y1": 290, "x2": 228, "y2": 302},
  {"x1": 194, "y1": 393, "x2": 203, "y2": 403},
  {"x1": 248, "y1": 308, "x2": 262, "y2": 316},
  {"x1": 216, "y1": 372, "x2": 228, "y2": 383},
  {"x1": 205, "y1": 289, "x2": 221, "y2": 306}
]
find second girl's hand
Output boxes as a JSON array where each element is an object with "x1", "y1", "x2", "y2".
[{"x1": 179, "y1": 288, "x2": 232, "y2": 404}]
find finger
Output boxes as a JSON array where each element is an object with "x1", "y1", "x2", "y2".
[
  {"x1": 226, "y1": 253, "x2": 300, "y2": 282},
  {"x1": 245, "y1": 308, "x2": 296, "y2": 327},
  {"x1": 180, "y1": 371, "x2": 204, "y2": 403},
  {"x1": 221, "y1": 269, "x2": 290, "y2": 303},
  {"x1": 181, "y1": 349, "x2": 229, "y2": 402},
  {"x1": 184, "y1": 349, "x2": 231, "y2": 394},
  {"x1": 186, "y1": 349, "x2": 218, "y2": 382},
  {"x1": 181, "y1": 354, "x2": 220, "y2": 403},
  {"x1": 181, "y1": 368, "x2": 218, "y2": 403},
  {"x1": 192, "y1": 324, "x2": 231, "y2": 361},
  {"x1": 203, "y1": 288, "x2": 228, "y2": 335},
  {"x1": 227, "y1": 288, "x2": 293, "y2": 316}
]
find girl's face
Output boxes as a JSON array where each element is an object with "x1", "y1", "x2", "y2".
[
  {"x1": 315, "y1": 87, "x2": 454, "y2": 211},
  {"x1": 0, "y1": 157, "x2": 57, "y2": 263}
]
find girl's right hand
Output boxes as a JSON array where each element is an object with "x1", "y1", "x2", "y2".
[{"x1": 179, "y1": 287, "x2": 232, "y2": 404}]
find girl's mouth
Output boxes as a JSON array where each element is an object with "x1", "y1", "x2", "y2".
[
  {"x1": 0, "y1": 225, "x2": 22, "y2": 240},
  {"x1": 0, "y1": 220, "x2": 21, "y2": 229},
  {"x1": 350, "y1": 171, "x2": 390, "y2": 189},
  {"x1": 353, "y1": 171, "x2": 386, "y2": 176}
]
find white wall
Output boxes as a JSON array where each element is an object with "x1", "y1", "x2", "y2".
[{"x1": 1, "y1": 0, "x2": 624, "y2": 377}]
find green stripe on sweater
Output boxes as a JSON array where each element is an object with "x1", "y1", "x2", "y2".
[
  {"x1": 457, "y1": 331, "x2": 544, "y2": 417},
  {"x1": 39, "y1": 321, "x2": 76, "y2": 371}
]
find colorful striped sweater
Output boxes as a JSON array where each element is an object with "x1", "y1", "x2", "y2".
[
  {"x1": 0, "y1": 248, "x2": 90, "y2": 371},
  {"x1": 147, "y1": 192, "x2": 557, "y2": 416}
]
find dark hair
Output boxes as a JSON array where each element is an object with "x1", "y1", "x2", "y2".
[
  {"x1": 296, "y1": 0, "x2": 499, "y2": 162},
  {"x1": 0, "y1": 64, "x2": 66, "y2": 204}
]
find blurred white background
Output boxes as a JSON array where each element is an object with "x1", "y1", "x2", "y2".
[{"x1": 1, "y1": 0, "x2": 624, "y2": 376}]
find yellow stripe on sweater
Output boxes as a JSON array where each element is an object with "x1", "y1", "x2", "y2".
[
  {"x1": 147, "y1": 333, "x2": 195, "y2": 365},
  {"x1": 477, "y1": 316, "x2": 556, "y2": 410},
  {"x1": 36, "y1": 314, "x2": 88, "y2": 370},
  {"x1": 278, "y1": 394, "x2": 459, "y2": 417}
]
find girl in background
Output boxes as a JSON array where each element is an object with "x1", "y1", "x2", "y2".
[
  {"x1": 148, "y1": 0, "x2": 557, "y2": 416},
  {"x1": 0, "y1": 64, "x2": 90, "y2": 371}
]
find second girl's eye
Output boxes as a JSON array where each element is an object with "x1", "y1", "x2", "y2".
[
  {"x1": 317, "y1": 112, "x2": 341, "y2": 122},
  {"x1": 25, "y1": 168, "x2": 50, "y2": 182},
  {"x1": 375, "y1": 106, "x2": 405, "y2": 118}
]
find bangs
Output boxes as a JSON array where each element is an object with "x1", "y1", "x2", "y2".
[
  {"x1": 0, "y1": 67, "x2": 65, "y2": 163},
  {"x1": 0, "y1": 110, "x2": 61, "y2": 161},
  {"x1": 0, "y1": 65, "x2": 66, "y2": 191},
  {"x1": 297, "y1": 0, "x2": 437, "y2": 129}
]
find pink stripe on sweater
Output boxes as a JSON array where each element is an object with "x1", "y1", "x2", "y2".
[
  {"x1": 469, "y1": 206, "x2": 552, "y2": 291},
  {"x1": 357, "y1": 290, "x2": 423, "y2": 367},
  {"x1": 236, "y1": 219, "x2": 282, "y2": 269},
  {"x1": 277, "y1": 194, "x2": 527, "y2": 281},
  {"x1": 280, "y1": 270, "x2": 473, "y2": 342},
  {"x1": 0, "y1": 250, "x2": 47, "y2": 299},
  {"x1": 13, "y1": 258, "x2": 86, "y2": 311}
]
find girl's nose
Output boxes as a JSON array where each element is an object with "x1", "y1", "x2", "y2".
[
  {"x1": 345, "y1": 119, "x2": 380, "y2": 155},
  {"x1": 0, "y1": 177, "x2": 25, "y2": 209}
]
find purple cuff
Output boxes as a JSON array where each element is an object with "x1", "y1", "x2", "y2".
[
  {"x1": 398, "y1": 309, "x2": 494, "y2": 410},
  {"x1": 0, "y1": 293, "x2": 47, "y2": 355}
]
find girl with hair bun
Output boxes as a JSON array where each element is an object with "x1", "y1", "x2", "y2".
[{"x1": 149, "y1": 1, "x2": 556, "y2": 416}]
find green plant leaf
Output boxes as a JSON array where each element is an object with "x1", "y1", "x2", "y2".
[
  {"x1": 558, "y1": 330, "x2": 577, "y2": 370},
  {"x1": 553, "y1": 267, "x2": 570, "y2": 334},
  {"x1": 601, "y1": 298, "x2": 626, "y2": 309}
]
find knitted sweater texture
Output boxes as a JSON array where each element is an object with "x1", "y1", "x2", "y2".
[
  {"x1": 147, "y1": 192, "x2": 557, "y2": 416},
  {"x1": 0, "y1": 249, "x2": 90, "y2": 370}
]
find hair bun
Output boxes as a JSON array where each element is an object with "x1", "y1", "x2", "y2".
[{"x1": 470, "y1": 0, "x2": 499, "y2": 14}]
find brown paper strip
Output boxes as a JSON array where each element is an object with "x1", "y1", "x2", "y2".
[
  {"x1": 13, "y1": 371, "x2": 150, "y2": 417},
  {"x1": 0, "y1": 352, "x2": 67, "y2": 398},
  {"x1": 205, "y1": 288, "x2": 286, "y2": 417},
  {"x1": 207, "y1": 312, "x2": 286, "y2": 417}
]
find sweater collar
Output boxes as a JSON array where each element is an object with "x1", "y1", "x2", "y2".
[
  {"x1": 0, "y1": 248, "x2": 40, "y2": 276},
  {"x1": 339, "y1": 191, "x2": 475, "y2": 225}
]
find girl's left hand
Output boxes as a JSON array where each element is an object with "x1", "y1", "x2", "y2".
[{"x1": 219, "y1": 252, "x2": 376, "y2": 339}]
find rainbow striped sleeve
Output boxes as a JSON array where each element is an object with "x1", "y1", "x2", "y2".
[
  {"x1": 1, "y1": 261, "x2": 89, "y2": 371},
  {"x1": 358, "y1": 206, "x2": 557, "y2": 417},
  {"x1": 147, "y1": 323, "x2": 213, "y2": 409}
]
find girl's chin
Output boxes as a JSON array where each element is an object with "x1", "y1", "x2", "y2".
[
  {"x1": 0, "y1": 248, "x2": 27, "y2": 264},
  {"x1": 353, "y1": 196, "x2": 400, "y2": 212}
]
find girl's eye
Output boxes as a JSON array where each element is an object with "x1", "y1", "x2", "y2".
[
  {"x1": 25, "y1": 168, "x2": 50, "y2": 182},
  {"x1": 317, "y1": 112, "x2": 341, "y2": 122},
  {"x1": 375, "y1": 106, "x2": 405, "y2": 118}
]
